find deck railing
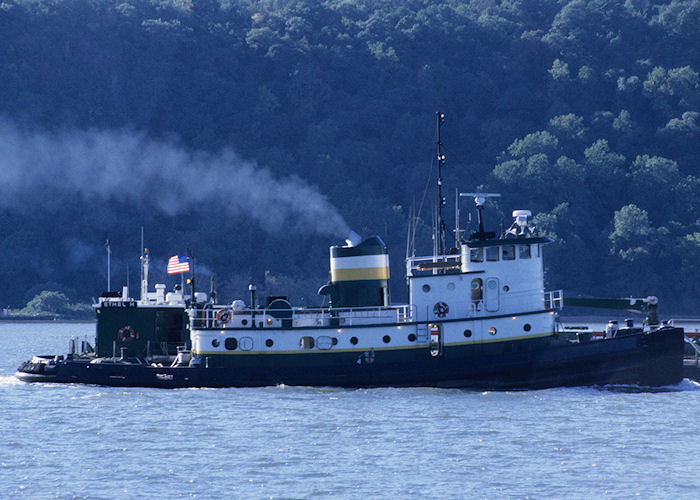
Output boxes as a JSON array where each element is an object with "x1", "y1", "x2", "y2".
[
  {"x1": 545, "y1": 290, "x2": 563, "y2": 310},
  {"x1": 191, "y1": 303, "x2": 413, "y2": 329}
]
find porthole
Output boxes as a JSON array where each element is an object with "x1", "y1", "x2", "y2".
[
  {"x1": 265, "y1": 339, "x2": 273, "y2": 347},
  {"x1": 503, "y1": 285, "x2": 509, "y2": 292},
  {"x1": 224, "y1": 337, "x2": 237, "y2": 350},
  {"x1": 350, "y1": 337, "x2": 358, "y2": 345},
  {"x1": 241, "y1": 319, "x2": 248, "y2": 325},
  {"x1": 211, "y1": 338, "x2": 220, "y2": 347},
  {"x1": 408, "y1": 333, "x2": 416, "y2": 342},
  {"x1": 332, "y1": 337, "x2": 338, "y2": 345},
  {"x1": 383, "y1": 335, "x2": 391, "y2": 344},
  {"x1": 447, "y1": 282, "x2": 455, "y2": 291},
  {"x1": 464, "y1": 329, "x2": 472, "y2": 338},
  {"x1": 489, "y1": 327, "x2": 497, "y2": 336},
  {"x1": 523, "y1": 324, "x2": 531, "y2": 332},
  {"x1": 422, "y1": 284, "x2": 431, "y2": 293},
  {"x1": 300, "y1": 336, "x2": 314, "y2": 349}
]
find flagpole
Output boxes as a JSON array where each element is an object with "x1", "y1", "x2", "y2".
[
  {"x1": 188, "y1": 248, "x2": 195, "y2": 304},
  {"x1": 140, "y1": 227, "x2": 144, "y2": 300}
]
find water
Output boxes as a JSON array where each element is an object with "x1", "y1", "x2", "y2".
[{"x1": 1, "y1": 322, "x2": 699, "y2": 499}]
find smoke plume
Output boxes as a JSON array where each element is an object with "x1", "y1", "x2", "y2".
[{"x1": 0, "y1": 119, "x2": 350, "y2": 237}]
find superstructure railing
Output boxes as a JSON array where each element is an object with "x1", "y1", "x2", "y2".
[
  {"x1": 191, "y1": 303, "x2": 413, "y2": 329},
  {"x1": 406, "y1": 254, "x2": 462, "y2": 277},
  {"x1": 545, "y1": 290, "x2": 563, "y2": 310}
]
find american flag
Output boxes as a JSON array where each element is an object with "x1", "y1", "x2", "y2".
[{"x1": 167, "y1": 255, "x2": 190, "y2": 274}]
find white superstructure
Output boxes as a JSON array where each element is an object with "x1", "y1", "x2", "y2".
[{"x1": 189, "y1": 203, "x2": 562, "y2": 358}]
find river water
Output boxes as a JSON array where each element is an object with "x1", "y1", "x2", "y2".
[{"x1": 1, "y1": 322, "x2": 699, "y2": 499}]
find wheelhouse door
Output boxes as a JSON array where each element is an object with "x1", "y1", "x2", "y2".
[{"x1": 485, "y1": 278, "x2": 499, "y2": 312}]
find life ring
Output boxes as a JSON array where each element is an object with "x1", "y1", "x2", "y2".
[
  {"x1": 433, "y1": 302, "x2": 449, "y2": 318},
  {"x1": 118, "y1": 325, "x2": 138, "y2": 342},
  {"x1": 215, "y1": 308, "x2": 231, "y2": 324}
]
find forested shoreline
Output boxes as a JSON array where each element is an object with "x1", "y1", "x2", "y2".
[{"x1": 1, "y1": 0, "x2": 698, "y2": 312}]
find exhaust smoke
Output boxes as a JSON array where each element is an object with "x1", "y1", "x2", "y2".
[
  {"x1": 345, "y1": 230, "x2": 362, "y2": 247},
  {"x1": 0, "y1": 119, "x2": 350, "y2": 238}
]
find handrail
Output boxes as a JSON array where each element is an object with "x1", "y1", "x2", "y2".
[
  {"x1": 544, "y1": 290, "x2": 563, "y2": 310},
  {"x1": 191, "y1": 303, "x2": 413, "y2": 329},
  {"x1": 685, "y1": 336, "x2": 700, "y2": 359}
]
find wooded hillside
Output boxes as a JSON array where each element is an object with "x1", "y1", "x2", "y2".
[{"x1": 1, "y1": 0, "x2": 698, "y2": 311}]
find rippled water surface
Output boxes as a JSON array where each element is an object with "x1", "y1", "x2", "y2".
[{"x1": 1, "y1": 322, "x2": 699, "y2": 499}]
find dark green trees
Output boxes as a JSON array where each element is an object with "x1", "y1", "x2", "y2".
[{"x1": 0, "y1": 0, "x2": 698, "y2": 311}]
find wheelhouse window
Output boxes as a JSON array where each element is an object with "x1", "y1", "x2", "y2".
[
  {"x1": 486, "y1": 246, "x2": 499, "y2": 261},
  {"x1": 502, "y1": 245, "x2": 515, "y2": 260},
  {"x1": 470, "y1": 248, "x2": 483, "y2": 262},
  {"x1": 519, "y1": 244, "x2": 531, "y2": 259}
]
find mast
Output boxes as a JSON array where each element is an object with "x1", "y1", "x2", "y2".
[
  {"x1": 454, "y1": 187, "x2": 461, "y2": 248},
  {"x1": 139, "y1": 227, "x2": 148, "y2": 302},
  {"x1": 436, "y1": 112, "x2": 446, "y2": 256},
  {"x1": 105, "y1": 239, "x2": 111, "y2": 292},
  {"x1": 140, "y1": 248, "x2": 149, "y2": 302}
]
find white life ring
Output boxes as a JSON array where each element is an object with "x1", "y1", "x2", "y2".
[
  {"x1": 118, "y1": 325, "x2": 138, "y2": 342},
  {"x1": 433, "y1": 302, "x2": 449, "y2": 318},
  {"x1": 216, "y1": 308, "x2": 231, "y2": 324}
]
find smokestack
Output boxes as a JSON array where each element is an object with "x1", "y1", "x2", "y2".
[
  {"x1": 345, "y1": 230, "x2": 362, "y2": 247},
  {"x1": 329, "y1": 235, "x2": 390, "y2": 308}
]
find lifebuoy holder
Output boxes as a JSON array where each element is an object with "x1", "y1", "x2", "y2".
[
  {"x1": 433, "y1": 302, "x2": 449, "y2": 318},
  {"x1": 118, "y1": 325, "x2": 138, "y2": 342}
]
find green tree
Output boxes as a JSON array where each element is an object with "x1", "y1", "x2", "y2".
[
  {"x1": 609, "y1": 204, "x2": 671, "y2": 294},
  {"x1": 21, "y1": 291, "x2": 71, "y2": 316},
  {"x1": 609, "y1": 204, "x2": 653, "y2": 261}
]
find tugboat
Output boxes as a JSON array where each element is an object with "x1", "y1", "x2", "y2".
[{"x1": 16, "y1": 113, "x2": 685, "y2": 389}]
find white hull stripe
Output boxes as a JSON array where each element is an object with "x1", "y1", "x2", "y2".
[
  {"x1": 330, "y1": 254, "x2": 389, "y2": 270},
  {"x1": 192, "y1": 332, "x2": 554, "y2": 355}
]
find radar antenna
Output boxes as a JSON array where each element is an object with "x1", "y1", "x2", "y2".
[{"x1": 460, "y1": 193, "x2": 501, "y2": 239}]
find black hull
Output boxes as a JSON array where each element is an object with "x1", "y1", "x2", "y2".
[{"x1": 16, "y1": 327, "x2": 685, "y2": 390}]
